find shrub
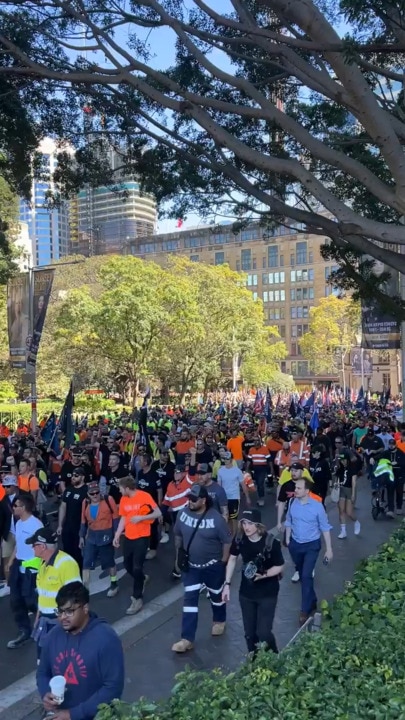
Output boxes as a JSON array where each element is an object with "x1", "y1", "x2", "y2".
[{"x1": 96, "y1": 525, "x2": 405, "y2": 720}]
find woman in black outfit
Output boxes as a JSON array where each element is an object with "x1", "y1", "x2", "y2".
[{"x1": 222, "y1": 509, "x2": 284, "y2": 654}]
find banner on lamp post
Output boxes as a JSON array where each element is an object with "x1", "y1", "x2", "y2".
[
  {"x1": 7, "y1": 273, "x2": 30, "y2": 368},
  {"x1": 26, "y1": 269, "x2": 54, "y2": 368}
]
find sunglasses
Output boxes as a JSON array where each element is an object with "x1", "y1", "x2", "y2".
[{"x1": 88, "y1": 491, "x2": 100, "y2": 496}]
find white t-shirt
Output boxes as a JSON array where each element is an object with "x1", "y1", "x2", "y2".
[
  {"x1": 14, "y1": 515, "x2": 43, "y2": 562},
  {"x1": 217, "y1": 465, "x2": 244, "y2": 500}
]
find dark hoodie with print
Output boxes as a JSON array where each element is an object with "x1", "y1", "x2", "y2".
[{"x1": 36, "y1": 614, "x2": 124, "y2": 720}]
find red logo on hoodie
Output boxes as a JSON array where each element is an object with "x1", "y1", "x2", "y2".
[{"x1": 53, "y1": 649, "x2": 88, "y2": 683}]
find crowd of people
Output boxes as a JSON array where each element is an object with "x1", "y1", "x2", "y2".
[{"x1": 0, "y1": 396, "x2": 404, "y2": 717}]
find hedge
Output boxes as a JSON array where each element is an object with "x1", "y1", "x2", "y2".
[
  {"x1": 0, "y1": 398, "x2": 121, "y2": 424},
  {"x1": 96, "y1": 524, "x2": 405, "y2": 720}
]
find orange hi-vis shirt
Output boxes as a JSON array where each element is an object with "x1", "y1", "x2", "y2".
[
  {"x1": 18, "y1": 473, "x2": 39, "y2": 493},
  {"x1": 266, "y1": 437, "x2": 283, "y2": 454},
  {"x1": 290, "y1": 439, "x2": 310, "y2": 466},
  {"x1": 163, "y1": 475, "x2": 195, "y2": 512},
  {"x1": 82, "y1": 496, "x2": 119, "y2": 531},
  {"x1": 119, "y1": 490, "x2": 158, "y2": 540},
  {"x1": 248, "y1": 446, "x2": 270, "y2": 466},
  {"x1": 175, "y1": 439, "x2": 195, "y2": 455},
  {"x1": 226, "y1": 436, "x2": 244, "y2": 461}
]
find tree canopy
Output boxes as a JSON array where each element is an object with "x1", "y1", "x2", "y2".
[
  {"x1": 299, "y1": 295, "x2": 361, "y2": 378},
  {"x1": 0, "y1": 0, "x2": 404, "y2": 310},
  {"x1": 9, "y1": 254, "x2": 289, "y2": 403}
]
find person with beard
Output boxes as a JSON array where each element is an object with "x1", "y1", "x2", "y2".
[
  {"x1": 172, "y1": 484, "x2": 232, "y2": 653},
  {"x1": 59, "y1": 448, "x2": 91, "y2": 493},
  {"x1": 137, "y1": 454, "x2": 162, "y2": 560},
  {"x1": 57, "y1": 468, "x2": 88, "y2": 572},
  {"x1": 106, "y1": 451, "x2": 128, "y2": 504},
  {"x1": 152, "y1": 449, "x2": 175, "y2": 544}
]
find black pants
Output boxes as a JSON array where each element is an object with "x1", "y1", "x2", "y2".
[
  {"x1": 386, "y1": 476, "x2": 405, "y2": 512},
  {"x1": 149, "y1": 520, "x2": 159, "y2": 551},
  {"x1": 9, "y1": 561, "x2": 37, "y2": 637},
  {"x1": 239, "y1": 593, "x2": 278, "y2": 654},
  {"x1": 62, "y1": 528, "x2": 83, "y2": 573},
  {"x1": 123, "y1": 536, "x2": 149, "y2": 598}
]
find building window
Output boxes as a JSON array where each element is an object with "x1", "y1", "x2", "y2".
[
  {"x1": 274, "y1": 290, "x2": 280, "y2": 301},
  {"x1": 247, "y1": 274, "x2": 258, "y2": 286},
  {"x1": 215, "y1": 251, "x2": 225, "y2": 265},
  {"x1": 291, "y1": 307, "x2": 297, "y2": 319},
  {"x1": 296, "y1": 241, "x2": 307, "y2": 264},
  {"x1": 262, "y1": 272, "x2": 268, "y2": 284},
  {"x1": 268, "y1": 246, "x2": 279, "y2": 268},
  {"x1": 280, "y1": 272, "x2": 285, "y2": 283},
  {"x1": 291, "y1": 325, "x2": 297, "y2": 338},
  {"x1": 279, "y1": 325, "x2": 286, "y2": 338},
  {"x1": 308, "y1": 251, "x2": 313, "y2": 263},
  {"x1": 263, "y1": 291, "x2": 268, "y2": 302},
  {"x1": 253, "y1": 258, "x2": 257, "y2": 270},
  {"x1": 281, "y1": 361, "x2": 286, "y2": 373},
  {"x1": 253, "y1": 292, "x2": 258, "y2": 301},
  {"x1": 190, "y1": 254, "x2": 199, "y2": 262},
  {"x1": 382, "y1": 372, "x2": 391, "y2": 388},
  {"x1": 280, "y1": 290, "x2": 285, "y2": 301},
  {"x1": 291, "y1": 342, "x2": 298, "y2": 356},
  {"x1": 269, "y1": 290, "x2": 274, "y2": 302},
  {"x1": 280, "y1": 255, "x2": 284, "y2": 267},
  {"x1": 290, "y1": 254, "x2": 295, "y2": 267},
  {"x1": 290, "y1": 270, "x2": 296, "y2": 282},
  {"x1": 241, "y1": 248, "x2": 252, "y2": 271}
]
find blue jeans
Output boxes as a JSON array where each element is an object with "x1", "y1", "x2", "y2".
[
  {"x1": 288, "y1": 538, "x2": 321, "y2": 614},
  {"x1": 252, "y1": 466, "x2": 267, "y2": 498},
  {"x1": 181, "y1": 562, "x2": 226, "y2": 642}
]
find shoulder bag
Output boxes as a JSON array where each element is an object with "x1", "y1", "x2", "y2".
[{"x1": 177, "y1": 509, "x2": 208, "y2": 573}]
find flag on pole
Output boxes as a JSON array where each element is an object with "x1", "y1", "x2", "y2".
[
  {"x1": 309, "y1": 408, "x2": 320, "y2": 433},
  {"x1": 41, "y1": 412, "x2": 60, "y2": 453},
  {"x1": 289, "y1": 396, "x2": 296, "y2": 418},
  {"x1": 253, "y1": 389, "x2": 264, "y2": 415},
  {"x1": 264, "y1": 387, "x2": 273, "y2": 422},
  {"x1": 139, "y1": 387, "x2": 150, "y2": 446},
  {"x1": 59, "y1": 381, "x2": 75, "y2": 447},
  {"x1": 304, "y1": 391, "x2": 315, "y2": 412}
]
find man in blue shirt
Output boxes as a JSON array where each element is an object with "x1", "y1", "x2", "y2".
[{"x1": 284, "y1": 478, "x2": 333, "y2": 626}]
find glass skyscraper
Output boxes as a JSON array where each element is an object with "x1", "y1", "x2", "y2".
[{"x1": 19, "y1": 137, "x2": 71, "y2": 267}]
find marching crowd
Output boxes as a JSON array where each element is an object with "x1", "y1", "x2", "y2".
[{"x1": 0, "y1": 399, "x2": 404, "y2": 718}]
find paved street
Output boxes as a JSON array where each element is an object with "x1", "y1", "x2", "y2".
[{"x1": 0, "y1": 480, "x2": 399, "y2": 719}]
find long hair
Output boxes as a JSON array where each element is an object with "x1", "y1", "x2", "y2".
[{"x1": 235, "y1": 520, "x2": 267, "y2": 544}]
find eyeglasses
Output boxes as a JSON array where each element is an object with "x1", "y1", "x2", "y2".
[
  {"x1": 56, "y1": 604, "x2": 83, "y2": 617},
  {"x1": 88, "y1": 492, "x2": 100, "y2": 496}
]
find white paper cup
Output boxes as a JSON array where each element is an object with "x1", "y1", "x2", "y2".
[{"x1": 49, "y1": 675, "x2": 66, "y2": 704}]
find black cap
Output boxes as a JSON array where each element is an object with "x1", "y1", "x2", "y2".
[
  {"x1": 241, "y1": 509, "x2": 262, "y2": 524},
  {"x1": 196, "y1": 463, "x2": 210, "y2": 474},
  {"x1": 188, "y1": 484, "x2": 209, "y2": 500},
  {"x1": 25, "y1": 527, "x2": 57, "y2": 545},
  {"x1": 72, "y1": 466, "x2": 86, "y2": 476},
  {"x1": 174, "y1": 465, "x2": 186, "y2": 473},
  {"x1": 290, "y1": 462, "x2": 305, "y2": 471}
]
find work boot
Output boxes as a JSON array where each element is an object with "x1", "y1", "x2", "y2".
[
  {"x1": 126, "y1": 596, "x2": 143, "y2": 615},
  {"x1": 172, "y1": 639, "x2": 193, "y2": 653},
  {"x1": 146, "y1": 549, "x2": 157, "y2": 560},
  {"x1": 212, "y1": 622, "x2": 226, "y2": 636},
  {"x1": 7, "y1": 632, "x2": 30, "y2": 649}
]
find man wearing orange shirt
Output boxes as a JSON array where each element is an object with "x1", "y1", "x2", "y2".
[
  {"x1": 175, "y1": 428, "x2": 195, "y2": 462},
  {"x1": 18, "y1": 459, "x2": 39, "y2": 505},
  {"x1": 289, "y1": 428, "x2": 310, "y2": 467},
  {"x1": 114, "y1": 476, "x2": 162, "y2": 616},
  {"x1": 226, "y1": 428, "x2": 244, "y2": 469}
]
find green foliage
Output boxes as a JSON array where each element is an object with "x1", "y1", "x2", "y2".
[{"x1": 96, "y1": 524, "x2": 405, "y2": 720}]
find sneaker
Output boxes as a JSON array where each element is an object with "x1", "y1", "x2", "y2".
[
  {"x1": 354, "y1": 520, "x2": 361, "y2": 535},
  {"x1": 338, "y1": 529, "x2": 347, "y2": 539},
  {"x1": 212, "y1": 622, "x2": 226, "y2": 636},
  {"x1": 126, "y1": 596, "x2": 143, "y2": 615},
  {"x1": 107, "y1": 584, "x2": 119, "y2": 598},
  {"x1": 146, "y1": 549, "x2": 157, "y2": 560},
  {"x1": 7, "y1": 632, "x2": 30, "y2": 649},
  {"x1": 396, "y1": 508, "x2": 403, "y2": 515},
  {"x1": 291, "y1": 570, "x2": 300, "y2": 583},
  {"x1": 172, "y1": 638, "x2": 193, "y2": 653},
  {"x1": 160, "y1": 532, "x2": 170, "y2": 544},
  {"x1": 257, "y1": 499, "x2": 265, "y2": 507},
  {"x1": 386, "y1": 511, "x2": 395, "y2": 519},
  {"x1": 0, "y1": 584, "x2": 10, "y2": 598}
]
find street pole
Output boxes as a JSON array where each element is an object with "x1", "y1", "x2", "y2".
[
  {"x1": 361, "y1": 347, "x2": 365, "y2": 391},
  {"x1": 28, "y1": 264, "x2": 37, "y2": 432},
  {"x1": 401, "y1": 267, "x2": 405, "y2": 418}
]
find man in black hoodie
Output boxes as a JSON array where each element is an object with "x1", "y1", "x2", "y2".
[{"x1": 37, "y1": 581, "x2": 124, "y2": 720}]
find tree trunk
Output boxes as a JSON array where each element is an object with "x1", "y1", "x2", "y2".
[
  {"x1": 131, "y1": 378, "x2": 139, "y2": 408},
  {"x1": 161, "y1": 382, "x2": 170, "y2": 404}
]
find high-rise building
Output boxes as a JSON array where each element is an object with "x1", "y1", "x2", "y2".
[
  {"x1": 75, "y1": 145, "x2": 157, "y2": 256},
  {"x1": 123, "y1": 222, "x2": 398, "y2": 392},
  {"x1": 19, "y1": 137, "x2": 72, "y2": 267}
]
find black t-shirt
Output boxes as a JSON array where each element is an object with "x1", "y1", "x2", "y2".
[
  {"x1": 62, "y1": 484, "x2": 88, "y2": 532},
  {"x1": 137, "y1": 467, "x2": 162, "y2": 503},
  {"x1": 196, "y1": 449, "x2": 213, "y2": 466},
  {"x1": 309, "y1": 459, "x2": 331, "y2": 495},
  {"x1": 230, "y1": 534, "x2": 284, "y2": 599},
  {"x1": 106, "y1": 466, "x2": 128, "y2": 503},
  {"x1": 152, "y1": 460, "x2": 175, "y2": 495},
  {"x1": 278, "y1": 479, "x2": 296, "y2": 504},
  {"x1": 60, "y1": 462, "x2": 92, "y2": 487},
  {"x1": 337, "y1": 464, "x2": 355, "y2": 488},
  {"x1": 242, "y1": 439, "x2": 255, "y2": 457}
]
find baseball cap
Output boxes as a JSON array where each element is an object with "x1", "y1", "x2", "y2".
[
  {"x1": 87, "y1": 481, "x2": 100, "y2": 492},
  {"x1": 72, "y1": 466, "x2": 86, "y2": 476},
  {"x1": 290, "y1": 462, "x2": 305, "y2": 471},
  {"x1": 196, "y1": 463, "x2": 210, "y2": 474},
  {"x1": 25, "y1": 527, "x2": 57, "y2": 545},
  {"x1": 339, "y1": 450, "x2": 351, "y2": 460},
  {"x1": 241, "y1": 509, "x2": 262, "y2": 524},
  {"x1": 188, "y1": 484, "x2": 209, "y2": 500},
  {"x1": 174, "y1": 465, "x2": 186, "y2": 473},
  {"x1": 1, "y1": 475, "x2": 17, "y2": 487}
]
